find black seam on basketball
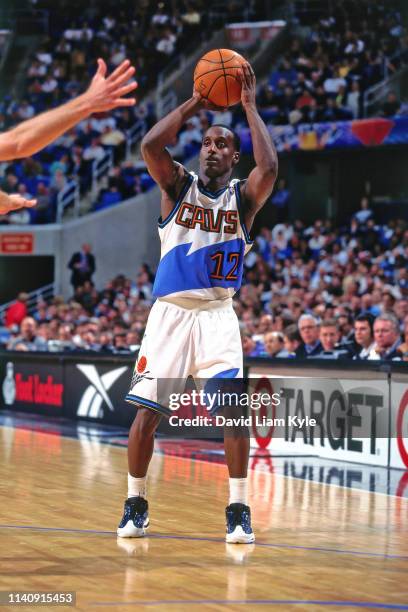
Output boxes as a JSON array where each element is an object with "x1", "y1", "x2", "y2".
[
  {"x1": 206, "y1": 73, "x2": 229, "y2": 102},
  {"x1": 221, "y1": 56, "x2": 239, "y2": 65},
  {"x1": 194, "y1": 65, "x2": 242, "y2": 81},
  {"x1": 218, "y1": 48, "x2": 229, "y2": 107},
  {"x1": 198, "y1": 54, "x2": 237, "y2": 64}
]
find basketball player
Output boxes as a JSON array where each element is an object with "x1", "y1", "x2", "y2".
[
  {"x1": 118, "y1": 62, "x2": 278, "y2": 543},
  {"x1": 0, "y1": 59, "x2": 136, "y2": 215}
]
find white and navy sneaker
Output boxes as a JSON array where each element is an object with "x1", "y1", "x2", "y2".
[
  {"x1": 117, "y1": 496, "x2": 149, "y2": 538},
  {"x1": 225, "y1": 503, "x2": 255, "y2": 544}
]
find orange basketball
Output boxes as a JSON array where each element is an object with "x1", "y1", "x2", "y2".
[{"x1": 193, "y1": 49, "x2": 246, "y2": 108}]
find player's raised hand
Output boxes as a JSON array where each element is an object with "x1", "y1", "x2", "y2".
[
  {"x1": 192, "y1": 89, "x2": 227, "y2": 112},
  {"x1": 238, "y1": 62, "x2": 256, "y2": 110},
  {"x1": 84, "y1": 59, "x2": 137, "y2": 113},
  {"x1": 0, "y1": 193, "x2": 37, "y2": 215}
]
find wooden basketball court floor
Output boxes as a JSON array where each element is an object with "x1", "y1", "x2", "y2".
[{"x1": 0, "y1": 415, "x2": 408, "y2": 612}]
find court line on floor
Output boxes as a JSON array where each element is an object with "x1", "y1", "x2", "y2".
[
  {"x1": 1, "y1": 524, "x2": 407, "y2": 560},
  {"x1": 88, "y1": 599, "x2": 408, "y2": 609}
]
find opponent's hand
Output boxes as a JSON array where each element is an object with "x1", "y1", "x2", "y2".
[
  {"x1": 238, "y1": 62, "x2": 256, "y2": 110},
  {"x1": 0, "y1": 192, "x2": 37, "y2": 215},
  {"x1": 83, "y1": 59, "x2": 137, "y2": 113}
]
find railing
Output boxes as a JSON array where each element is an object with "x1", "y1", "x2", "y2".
[
  {"x1": 0, "y1": 29, "x2": 13, "y2": 72},
  {"x1": 0, "y1": 282, "x2": 56, "y2": 323},
  {"x1": 156, "y1": 90, "x2": 177, "y2": 120},
  {"x1": 364, "y1": 64, "x2": 408, "y2": 117},
  {"x1": 125, "y1": 119, "x2": 146, "y2": 160},
  {"x1": 91, "y1": 150, "x2": 113, "y2": 200},
  {"x1": 56, "y1": 180, "x2": 80, "y2": 224}
]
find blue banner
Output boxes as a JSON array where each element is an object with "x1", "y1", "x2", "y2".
[{"x1": 239, "y1": 116, "x2": 408, "y2": 154}]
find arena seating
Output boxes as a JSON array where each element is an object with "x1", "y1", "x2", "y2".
[{"x1": 3, "y1": 209, "x2": 407, "y2": 360}]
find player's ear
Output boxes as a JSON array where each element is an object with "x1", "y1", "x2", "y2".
[{"x1": 232, "y1": 151, "x2": 240, "y2": 165}]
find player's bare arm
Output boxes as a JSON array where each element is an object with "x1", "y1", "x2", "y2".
[
  {"x1": 238, "y1": 63, "x2": 278, "y2": 230},
  {"x1": 0, "y1": 59, "x2": 137, "y2": 163},
  {"x1": 141, "y1": 93, "x2": 220, "y2": 219}
]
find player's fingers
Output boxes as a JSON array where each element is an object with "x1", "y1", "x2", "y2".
[
  {"x1": 111, "y1": 97, "x2": 137, "y2": 107},
  {"x1": 96, "y1": 58, "x2": 107, "y2": 77},
  {"x1": 241, "y1": 64, "x2": 251, "y2": 88},
  {"x1": 110, "y1": 67, "x2": 136, "y2": 88},
  {"x1": 111, "y1": 82, "x2": 138, "y2": 98},
  {"x1": 237, "y1": 68, "x2": 246, "y2": 87},
  {"x1": 10, "y1": 196, "x2": 37, "y2": 209},
  {"x1": 248, "y1": 64, "x2": 256, "y2": 84},
  {"x1": 244, "y1": 63, "x2": 254, "y2": 86},
  {"x1": 107, "y1": 59, "x2": 132, "y2": 82}
]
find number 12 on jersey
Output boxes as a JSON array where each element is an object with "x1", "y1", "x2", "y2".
[{"x1": 210, "y1": 251, "x2": 241, "y2": 282}]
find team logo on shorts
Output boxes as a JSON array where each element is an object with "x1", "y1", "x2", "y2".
[{"x1": 131, "y1": 356, "x2": 153, "y2": 387}]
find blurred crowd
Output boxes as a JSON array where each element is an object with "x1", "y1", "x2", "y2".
[
  {"x1": 0, "y1": 0, "x2": 218, "y2": 223},
  {"x1": 2, "y1": 201, "x2": 407, "y2": 361},
  {"x1": 1, "y1": 0, "x2": 407, "y2": 223},
  {"x1": 0, "y1": 104, "x2": 153, "y2": 224},
  {"x1": 239, "y1": 0, "x2": 407, "y2": 126}
]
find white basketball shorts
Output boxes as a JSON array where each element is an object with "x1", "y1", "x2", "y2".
[{"x1": 125, "y1": 298, "x2": 243, "y2": 416}]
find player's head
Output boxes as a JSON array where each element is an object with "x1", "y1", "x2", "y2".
[{"x1": 200, "y1": 124, "x2": 240, "y2": 179}]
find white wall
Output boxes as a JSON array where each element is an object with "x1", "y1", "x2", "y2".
[
  {"x1": 0, "y1": 188, "x2": 161, "y2": 298},
  {"x1": 60, "y1": 189, "x2": 161, "y2": 297}
]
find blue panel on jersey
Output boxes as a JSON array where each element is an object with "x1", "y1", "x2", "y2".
[
  {"x1": 210, "y1": 368, "x2": 240, "y2": 379},
  {"x1": 152, "y1": 238, "x2": 246, "y2": 298}
]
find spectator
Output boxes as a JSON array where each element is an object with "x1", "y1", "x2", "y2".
[
  {"x1": 346, "y1": 81, "x2": 361, "y2": 118},
  {"x1": 1, "y1": 172, "x2": 18, "y2": 194},
  {"x1": 156, "y1": 28, "x2": 177, "y2": 57},
  {"x1": 354, "y1": 197, "x2": 373, "y2": 225},
  {"x1": 5, "y1": 293, "x2": 29, "y2": 328},
  {"x1": 308, "y1": 229, "x2": 326, "y2": 259},
  {"x1": 353, "y1": 313, "x2": 375, "y2": 359},
  {"x1": 68, "y1": 243, "x2": 96, "y2": 290},
  {"x1": 112, "y1": 331, "x2": 131, "y2": 353},
  {"x1": 296, "y1": 314, "x2": 322, "y2": 357},
  {"x1": 271, "y1": 178, "x2": 291, "y2": 222},
  {"x1": 263, "y1": 331, "x2": 286, "y2": 358},
  {"x1": 83, "y1": 137, "x2": 106, "y2": 162},
  {"x1": 381, "y1": 92, "x2": 400, "y2": 117},
  {"x1": 7, "y1": 317, "x2": 48, "y2": 351},
  {"x1": 323, "y1": 66, "x2": 347, "y2": 94},
  {"x1": 34, "y1": 182, "x2": 52, "y2": 223},
  {"x1": 242, "y1": 332, "x2": 263, "y2": 357},
  {"x1": 17, "y1": 100, "x2": 35, "y2": 120},
  {"x1": 178, "y1": 120, "x2": 202, "y2": 153},
  {"x1": 126, "y1": 330, "x2": 141, "y2": 351},
  {"x1": 397, "y1": 315, "x2": 408, "y2": 361},
  {"x1": 282, "y1": 324, "x2": 301, "y2": 357},
  {"x1": 314, "y1": 319, "x2": 352, "y2": 359},
  {"x1": 367, "y1": 313, "x2": 402, "y2": 360}
]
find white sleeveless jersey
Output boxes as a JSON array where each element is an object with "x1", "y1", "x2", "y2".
[{"x1": 152, "y1": 172, "x2": 253, "y2": 302}]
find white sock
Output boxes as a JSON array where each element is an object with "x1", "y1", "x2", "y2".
[
  {"x1": 127, "y1": 474, "x2": 147, "y2": 499},
  {"x1": 229, "y1": 477, "x2": 248, "y2": 505}
]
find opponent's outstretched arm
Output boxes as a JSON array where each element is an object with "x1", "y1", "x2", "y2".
[
  {"x1": 0, "y1": 59, "x2": 136, "y2": 215},
  {"x1": 0, "y1": 58, "x2": 137, "y2": 162},
  {"x1": 239, "y1": 63, "x2": 278, "y2": 224}
]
